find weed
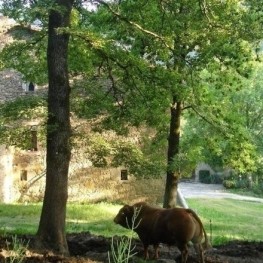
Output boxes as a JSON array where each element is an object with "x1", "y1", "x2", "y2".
[
  {"x1": 5, "y1": 235, "x2": 29, "y2": 263},
  {"x1": 108, "y1": 206, "x2": 141, "y2": 263}
]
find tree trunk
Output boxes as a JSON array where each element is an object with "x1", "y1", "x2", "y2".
[
  {"x1": 163, "y1": 96, "x2": 182, "y2": 208},
  {"x1": 35, "y1": 0, "x2": 73, "y2": 256}
]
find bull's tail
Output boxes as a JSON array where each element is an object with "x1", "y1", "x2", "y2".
[{"x1": 187, "y1": 209, "x2": 212, "y2": 250}]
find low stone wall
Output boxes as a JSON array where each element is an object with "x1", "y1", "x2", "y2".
[
  {"x1": 68, "y1": 167, "x2": 165, "y2": 205},
  {"x1": 0, "y1": 144, "x2": 165, "y2": 204}
]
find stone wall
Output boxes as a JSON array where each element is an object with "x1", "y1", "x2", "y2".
[
  {"x1": 0, "y1": 69, "x2": 25, "y2": 103},
  {"x1": 0, "y1": 146, "x2": 14, "y2": 203},
  {"x1": 0, "y1": 147, "x2": 165, "y2": 204},
  {"x1": 68, "y1": 167, "x2": 165, "y2": 204},
  {"x1": 194, "y1": 162, "x2": 215, "y2": 182},
  {"x1": 0, "y1": 15, "x2": 15, "y2": 50},
  {"x1": 16, "y1": 164, "x2": 165, "y2": 205}
]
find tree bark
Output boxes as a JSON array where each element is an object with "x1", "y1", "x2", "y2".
[
  {"x1": 163, "y1": 96, "x2": 182, "y2": 208},
  {"x1": 35, "y1": 0, "x2": 73, "y2": 256}
]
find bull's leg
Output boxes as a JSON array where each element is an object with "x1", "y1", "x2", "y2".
[
  {"x1": 153, "y1": 244, "x2": 160, "y2": 259},
  {"x1": 178, "y1": 244, "x2": 188, "y2": 263},
  {"x1": 143, "y1": 244, "x2": 150, "y2": 260},
  {"x1": 194, "y1": 243, "x2": 204, "y2": 263}
]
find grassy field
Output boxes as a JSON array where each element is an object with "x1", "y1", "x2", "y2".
[
  {"x1": 186, "y1": 198, "x2": 263, "y2": 245},
  {"x1": 0, "y1": 199, "x2": 262, "y2": 246}
]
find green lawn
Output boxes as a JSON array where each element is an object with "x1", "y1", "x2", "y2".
[
  {"x1": 187, "y1": 198, "x2": 263, "y2": 245},
  {"x1": 0, "y1": 199, "x2": 262, "y2": 246}
]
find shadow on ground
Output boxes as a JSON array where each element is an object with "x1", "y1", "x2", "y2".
[{"x1": 0, "y1": 232, "x2": 263, "y2": 263}]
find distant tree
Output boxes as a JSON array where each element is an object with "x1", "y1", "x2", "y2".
[
  {"x1": 82, "y1": 0, "x2": 263, "y2": 207},
  {"x1": 181, "y1": 61, "x2": 263, "y2": 176}
]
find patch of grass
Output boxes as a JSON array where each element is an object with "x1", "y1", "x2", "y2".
[
  {"x1": 187, "y1": 198, "x2": 263, "y2": 245},
  {"x1": 66, "y1": 202, "x2": 129, "y2": 237},
  {"x1": 0, "y1": 204, "x2": 41, "y2": 235},
  {"x1": 0, "y1": 199, "x2": 262, "y2": 246},
  {"x1": 0, "y1": 202, "x2": 129, "y2": 237},
  {"x1": 229, "y1": 188, "x2": 263, "y2": 198}
]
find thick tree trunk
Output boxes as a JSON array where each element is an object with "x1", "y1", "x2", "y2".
[
  {"x1": 163, "y1": 97, "x2": 182, "y2": 208},
  {"x1": 35, "y1": 0, "x2": 73, "y2": 256}
]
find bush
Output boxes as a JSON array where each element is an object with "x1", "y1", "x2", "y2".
[
  {"x1": 213, "y1": 173, "x2": 223, "y2": 184},
  {"x1": 223, "y1": 180, "x2": 236, "y2": 189},
  {"x1": 251, "y1": 182, "x2": 263, "y2": 196},
  {"x1": 236, "y1": 179, "x2": 249, "y2": 189}
]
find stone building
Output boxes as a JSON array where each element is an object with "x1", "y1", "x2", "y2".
[{"x1": 0, "y1": 16, "x2": 44, "y2": 203}]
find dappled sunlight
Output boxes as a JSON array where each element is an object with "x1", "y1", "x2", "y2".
[
  {"x1": 66, "y1": 203, "x2": 128, "y2": 237},
  {"x1": 212, "y1": 233, "x2": 253, "y2": 246}
]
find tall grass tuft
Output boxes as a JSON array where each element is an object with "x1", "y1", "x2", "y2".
[
  {"x1": 108, "y1": 206, "x2": 141, "y2": 263},
  {"x1": 5, "y1": 235, "x2": 29, "y2": 263}
]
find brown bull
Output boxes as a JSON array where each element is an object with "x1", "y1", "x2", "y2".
[{"x1": 114, "y1": 202, "x2": 211, "y2": 263}]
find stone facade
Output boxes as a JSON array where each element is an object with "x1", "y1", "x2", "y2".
[
  {"x1": 1, "y1": 155, "x2": 165, "y2": 204},
  {"x1": 0, "y1": 69, "x2": 25, "y2": 103},
  {"x1": 0, "y1": 15, "x2": 15, "y2": 50},
  {"x1": 194, "y1": 162, "x2": 215, "y2": 182},
  {"x1": 68, "y1": 167, "x2": 165, "y2": 204},
  {"x1": 0, "y1": 145, "x2": 14, "y2": 203}
]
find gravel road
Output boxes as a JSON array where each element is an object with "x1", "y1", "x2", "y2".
[{"x1": 179, "y1": 181, "x2": 263, "y2": 203}]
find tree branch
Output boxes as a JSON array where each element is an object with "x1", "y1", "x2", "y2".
[
  {"x1": 93, "y1": 0, "x2": 173, "y2": 51},
  {"x1": 190, "y1": 105, "x2": 222, "y2": 128}
]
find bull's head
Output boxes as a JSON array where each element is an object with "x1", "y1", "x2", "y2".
[
  {"x1": 114, "y1": 205, "x2": 134, "y2": 229},
  {"x1": 114, "y1": 204, "x2": 143, "y2": 230}
]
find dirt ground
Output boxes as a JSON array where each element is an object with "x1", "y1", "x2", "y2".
[{"x1": 0, "y1": 232, "x2": 262, "y2": 263}]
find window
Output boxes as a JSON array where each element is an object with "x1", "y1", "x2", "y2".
[
  {"x1": 121, "y1": 169, "x2": 128, "y2": 180},
  {"x1": 28, "y1": 82, "x2": 35, "y2": 91},
  {"x1": 20, "y1": 170, "x2": 28, "y2": 181},
  {"x1": 30, "y1": 128, "x2": 38, "y2": 151},
  {"x1": 22, "y1": 82, "x2": 36, "y2": 92}
]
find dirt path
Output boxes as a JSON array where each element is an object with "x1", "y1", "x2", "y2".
[{"x1": 179, "y1": 182, "x2": 263, "y2": 203}]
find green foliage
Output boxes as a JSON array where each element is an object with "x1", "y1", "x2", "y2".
[
  {"x1": 0, "y1": 0, "x2": 49, "y2": 84},
  {"x1": 222, "y1": 171, "x2": 263, "y2": 197},
  {"x1": 0, "y1": 96, "x2": 47, "y2": 149},
  {"x1": 0, "y1": 39, "x2": 48, "y2": 84},
  {"x1": 76, "y1": 0, "x2": 263, "y2": 178},
  {"x1": 0, "y1": 96, "x2": 46, "y2": 120},
  {"x1": 1, "y1": 0, "x2": 263, "y2": 179},
  {"x1": 72, "y1": 131, "x2": 165, "y2": 178},
  {"x1": 223, "y1": 180, "x2": 238, "y2": 189},
  {"x1": 181, "y1": 61, "x2": 263, "y2": 177},
  {"x1": 1, "y1": 0, "x2": 51, "y2": 26}
]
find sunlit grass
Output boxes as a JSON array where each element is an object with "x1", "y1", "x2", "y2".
[
  {"x1": 0, "y1": 199, "x2": 262, "y2": 245},
  {"x1": 0, "y1": 203, "x2": 41, "y2": 235},
  {"x1": 66, "y1": 202, "x2": 127, "y2": 236},
  {"x1": 187, "y1": 198, "x2": 263, "y2": 245}
]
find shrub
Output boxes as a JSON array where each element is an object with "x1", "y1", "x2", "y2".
[
  {"x1": 223, "y1": 180, "x2": 236, "y2": 189},
  {"x1": 236, "y1": 179, "x2": 249, "y2": 189},
  {"x1": 251, "y1": 182, "x2": 263, "y2": 196},
  {"x1": 212, "y1": 173, "x2": 223, "y2": 184}
]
